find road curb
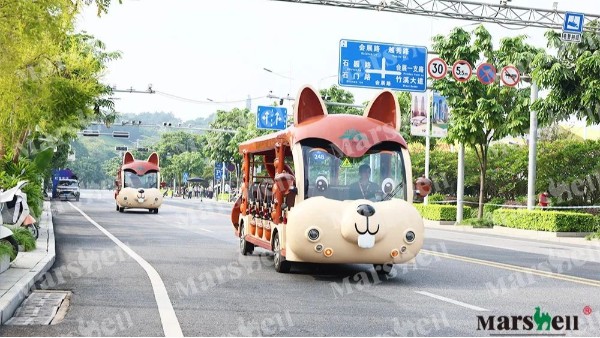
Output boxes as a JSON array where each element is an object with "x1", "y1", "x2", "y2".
[
  {"x1": 0, "y1": 201, "x2": 55, "y2": 325},
  {"x1": 424, "y1": 221, "x2": 596, "y2": 245}
]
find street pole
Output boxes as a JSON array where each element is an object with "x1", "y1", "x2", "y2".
[
  {"x1": 221, "y1": 162, "x2": 226, "y2": 200},
  {"x1": 424, "y1": 92, "x2": 431, "y2": 205},
  {"x1": 456, "y1": 144, "x2": 465, "y2": 223},
  {"x1": 527, "y1": 82, "x2": 539, "y2": 210}
]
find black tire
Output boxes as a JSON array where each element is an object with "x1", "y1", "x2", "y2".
[
  {"x1": 1, "y1": 236, "x2": 19, "y2": 262},
  {"x1": 116, "y1": 204, "x2": 119, "y2": 211},
  {"x1": 149, "y1": 209, "x2": 153, "y2": 213},
  {"x1": 373, "y1": 263, "x2": 394, "y2": 275},
  {"x1": 239, "y1": 224, "x2": 254, "y2": 256},
  {"x1": 28, "y1": 224, "x2": 39, "y2": 240},
  {"x1": 118, "y1": 206, "x2": 124, "y2": 213},
  {"x1": 273, "y1": 233, "x2": 290, "y2": 273},
  {"x1": 154, "y1": 208, "x2": 159, "y2": 214},
  {"x1": 76, "y1": 196, "x2": 79, "y2": 202}
]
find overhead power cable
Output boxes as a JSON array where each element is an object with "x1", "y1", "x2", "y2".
[{"x1": 155, "y1": 91, "x2": 266, "y2": 104}]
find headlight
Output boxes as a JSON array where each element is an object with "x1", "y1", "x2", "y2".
[
  {"x1": 307, "y1": 228, "x2": 320, "y2": 241},
  {"x1": 405, "y1": 231, "x2": 416, "y2": 243}
]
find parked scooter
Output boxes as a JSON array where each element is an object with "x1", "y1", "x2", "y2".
[
  {"x1": 0, "y1": 225, "x2": 18, "y2": 261},
  {"x1": 0, "y1": 180, "x2": 39, "y2": 239}
]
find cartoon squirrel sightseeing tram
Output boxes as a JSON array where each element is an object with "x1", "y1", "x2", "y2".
[
  {"x1": 114, "y1": 152, "x2": 163, "y2": 213},
  {"x1": 231, "y1": 86, "x2": 431, "y2": 273}
]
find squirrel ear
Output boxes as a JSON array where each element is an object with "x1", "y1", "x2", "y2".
[
  {"x1": 123, "y1": 151, "x2": 135, "y2": 165},
  {"x1": 147, "y1": 152, "x2": 159, "y2": 166},
  {"x1": 363, "y1": 90, "x2": 400, "y2": 129},
  {"x1": 294, "y1": 85, "x2": 327, "y2": 126}
]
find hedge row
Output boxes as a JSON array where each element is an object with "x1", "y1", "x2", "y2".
[
  {"x1": 413, "y1": 204, "x2": 474, "y2": 221},
  {"x1": 492, "y1": 209, "x2": 598, "y2": 232}
]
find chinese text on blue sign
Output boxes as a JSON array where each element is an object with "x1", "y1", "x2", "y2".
[
  {"x1": 339, "y1": 39, "x2": 427, "y2": 92},
  {"x1": 257, "y1": 106, "x2": 287, "y2": 131}
]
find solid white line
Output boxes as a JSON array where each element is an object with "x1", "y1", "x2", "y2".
[
  {"x1": 199, "y1": 228, "x2": 214, "y2": 233},
  {"x1": 414, "y1": 291, "x2": 489, "y2": 312},
  {"x1": 69, "y1": 202, "x2": 183, "y2": 337}
]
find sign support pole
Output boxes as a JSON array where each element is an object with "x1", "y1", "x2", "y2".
[
  {"x1": 456, "y1": 144, "x2": 465, "y2": 223},
  {"x1": 424, "y1": 91, "x2": 431, "y2": 205},
  {"x1": 221, "y1": 162, "x2": 226, "y2": 200},
  {"x1": 527, "y1": 82, "x2": 539, "y2": 210}
]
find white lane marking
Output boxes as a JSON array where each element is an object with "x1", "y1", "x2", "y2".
[
  {"x1": 69, "y1": 202, "x2": 183, "y2": 337},
  {"x1": 414, "y1": 291, "x2": 489, "y2": 312},
  {"x1": 199, "y1": 228, "x2": 213, "y2": 233}
]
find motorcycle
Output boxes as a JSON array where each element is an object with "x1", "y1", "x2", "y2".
[{"x1": 0, "y1": 180, "x2": 39, "y2": 239}]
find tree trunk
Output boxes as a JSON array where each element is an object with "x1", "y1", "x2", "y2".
[
  {"x1": 12, "y1": 129, "x2": 29, "y2": 163},
  {"x1": 477, "y1": 145, "x2": 488, "y2": 219}
]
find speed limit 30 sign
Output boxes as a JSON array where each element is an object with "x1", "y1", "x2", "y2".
[{"x1": 428, "y1": 58, "x2": 448, "y2": 80}]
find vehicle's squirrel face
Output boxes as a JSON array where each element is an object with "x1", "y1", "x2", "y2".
[{"x1": 340, "y1": 201, "x2": 388, "y2": 249}]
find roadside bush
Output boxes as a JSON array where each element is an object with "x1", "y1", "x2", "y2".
[
  {"x1": 483, "y1": 197, "x2": 505, "y2": 219},
  {"x1": 0, "y1": 242, "x2": 15, "y2": 261},
  {"x1": 493, "y1": 209, "x2": 596, "y2": 232},
  {"x1": 585, "y1": 232, "x2": 600, "y2": 241},
  {"x1": 427, "y1": 193, "x2": 445, "y2": 203},
  {"x1": 414, "y1": 203, "x2": 474, "y2": 221},
  {"x1": 459, "y1": 218, "x2": 494, "y2": 228},
  {"x1": 9, "y1": 227, "x2": 36, "y2": 251}
]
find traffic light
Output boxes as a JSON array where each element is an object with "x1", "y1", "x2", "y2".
[
  {"x1": 82, "y1": 130, "x2": 100, "y2": 137},
  {"x1": 163, "y1": 122, "x2": 172, "y2": 127},
  {"x1": 115, "y1": 146, "x2": 128, "y2": 151},
  {"x1": 137, "y1": 147, "x2": 149, "y2": 152},
  {"x1": 112, "y1": 131, "x2": 130, "y2": 138}
]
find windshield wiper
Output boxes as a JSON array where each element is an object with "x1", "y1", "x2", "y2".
[{"x1": 382, "y1": 182, "x2": 403, "y2": 201}]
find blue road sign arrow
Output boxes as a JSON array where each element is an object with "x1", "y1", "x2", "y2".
[{"x1": 339, "y1": 39, "x2": 427, "y2": 92}]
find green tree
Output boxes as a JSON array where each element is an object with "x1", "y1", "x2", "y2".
[
  {"x1": 103, "y1": 156, "x2": 122, "y2": 185},
  {"x1": 162, "y1": 152, "x2": 207, "y2": 183},
  {"x1": 204, "y1": 108, "x2": 266, "y2": 164},
  {"x1": 319, "y1": 85, "x2": 362, "y2": 115},
  {"x1": 153, "y1": 131, "x2": 204, "y2": 167},
  {"x1": 432, "y1": 25, "x2": 542, "y2": 218},
  {"x1": 532, "y1": 21, "x2": 600, "y2": 125}
]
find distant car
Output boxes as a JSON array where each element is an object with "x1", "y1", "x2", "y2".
[{"x1": 56, "y1": 179, "x2": 80, "y2": 201}]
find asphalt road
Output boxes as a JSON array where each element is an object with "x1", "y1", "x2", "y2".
[{"x1": 1, "y1": 190, "x2": 599, "y2": 336}]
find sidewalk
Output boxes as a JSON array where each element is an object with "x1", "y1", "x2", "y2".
[
  {"x1": 0, "y1": 201, "x2": 55, "y2": 324},
  {"x1": 424, "y1": 220, "x2": 598, "y2": 247}
]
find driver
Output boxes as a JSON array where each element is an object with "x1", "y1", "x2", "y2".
[
  {"x1": 126, "y1": 172, "x2": 142, "y2": 188},
  {"x1": 348, "y1": 164, "x2": 379, "y2": 200}
]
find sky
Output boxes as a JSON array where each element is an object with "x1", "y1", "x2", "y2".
[{"x1": 75, "y1": 0, "x2": 599, "y2": 122}]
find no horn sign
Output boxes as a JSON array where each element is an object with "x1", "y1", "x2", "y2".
[{"x1": 501, "y1": 66, "x2": 520, "y2": 87}]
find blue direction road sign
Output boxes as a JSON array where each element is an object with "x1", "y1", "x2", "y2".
[
  {"x1": 257, "y1": 106, "x2": 287, "y2": 130},
  {"x1": 182, "y1": 172, "x2": 189, "y2": 183},
  {"x1": 563, "y1": 12, "x2": 585, "y2": 33},
  {"x1": 339, "y1": 39, "x2": 427, "y2": 92},
  {"x1": 214, "y1": 164, "x2": 223, "y2": 181}
]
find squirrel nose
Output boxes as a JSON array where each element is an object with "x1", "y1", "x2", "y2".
[
  {"x1": 138, "y1": 189, "x2": 145, "y2": 194},
  {"x1": 356, "y1": 204, "x2": 375, "y2": 217}
]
